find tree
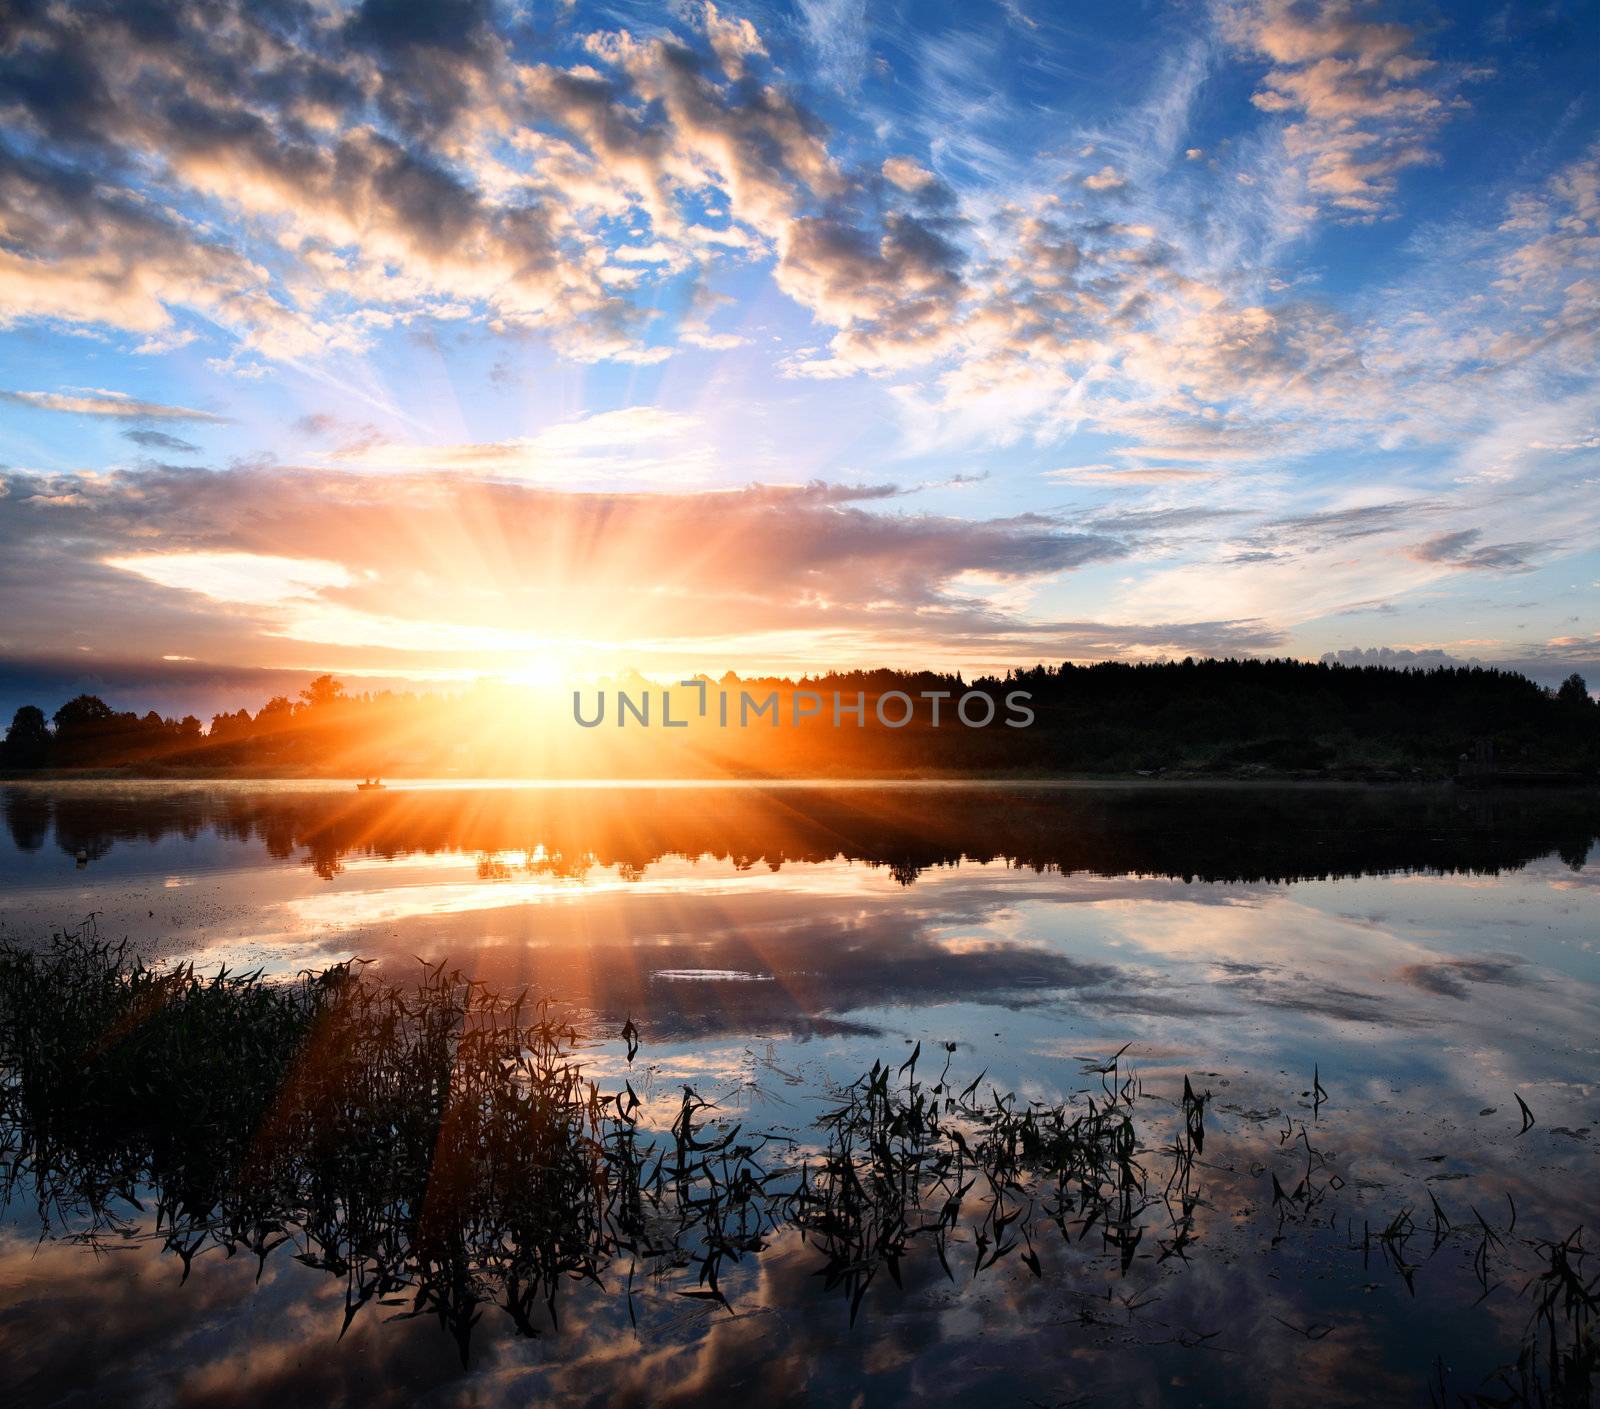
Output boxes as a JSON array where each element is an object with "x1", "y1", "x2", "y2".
[
  {"x1": 2, "y1": 705, "x2": 51, "y2": 769},
  {"x1": 1556, "y1": 673, "x2": 1591, "y2": 707},
  {"x1": 299, "y1": 675, "x2": 346, "y2": 709},
  {"x1": 50, "y1": 695, "x2": 120, "y2": 766},
  {"x1": 258, "y1": 695, "x2": 294, "y2": 722},
  {"x1": 210, "y1": 709, "x2": 253, "y2": 741},
  {"x1": 52, "y1": 695, "x2": 114, "y2": 730}
]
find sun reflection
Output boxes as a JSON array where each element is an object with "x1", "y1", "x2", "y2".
[{"x1": 277, "y1": 858, "x2": 886, "y2": 932}]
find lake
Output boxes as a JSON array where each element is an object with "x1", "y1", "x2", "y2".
[{"x1": 1, "y1": 781, "x2": 1597, "y2": 1408}]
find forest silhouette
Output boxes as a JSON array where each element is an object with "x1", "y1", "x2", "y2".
[{"x1": 2, "y1": 659, "x2": 1596, "y2": 780}]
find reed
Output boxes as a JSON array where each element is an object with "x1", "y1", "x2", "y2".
[{"x1": 0, "y1": 922, "x2": 1590, "y2": 1404}]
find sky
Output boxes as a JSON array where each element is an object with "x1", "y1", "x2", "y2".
[{"x1": 0, "y1": 0, "x2": 1597, "y2": 719}]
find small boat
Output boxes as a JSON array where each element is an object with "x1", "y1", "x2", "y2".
[{"x1": 356, "y1": 778, "x2": 386, "y2": 791}]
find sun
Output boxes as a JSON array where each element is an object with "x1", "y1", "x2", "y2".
[{"x1": 499, "y1": 653, "x2": 574, "y2": 690}]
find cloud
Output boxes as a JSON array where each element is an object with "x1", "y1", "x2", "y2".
[
  {"x1": 0, "y1": 389, "x2": 226, "y2": 420},
  {"x1": 1220, "y1": 0, "x2": 1464, "y2": 223},
  {"x1": 321, "y1": 407, "x2": 714, "y2": 483},
  {"x1": 776, "y1": 210, "x2": 966, "y2": 369},
  {"x1": 677, "y1": 279, "x2": 748, "y2": 349},
  {"x1": 0, "y1": 0, "x2": 1593, "y2": 689},
  {"x1": 0, "y1": 462, "x2": 1145, "y2": 673},
  {"x1": 0, "y1": 0, "x2": 860, "y2": 365},
  {"x1": 680, "y1": 329, "x2": 749, "y2": 350},
  {"x1": 131, "y1": 328, "x2": 198, "y2": 356},
  {"x1": 697, "y1": 1, "x2": 768, "y2": 80},
  {"x1": 0, "y1": 454, "x2": 1313, "y2": 680},
  {"x1": 121, "y1": 429, "x2": 200, "y2": 454},
  {"x1": 0, "y1": 0, "x2": 1579, "y2": 484},
  {"x1": 1270, "y1": 501, "x2": 1434, "y2": 543},
  {"x1": 103, "y1": 552, "x2": 356, "y2": 607},
  {"x1": 1316, "y1": 644, "x2": 1600, "y2": 695},
  {"x1": 1320, "y1": 646, "x2": 1477, "y2": 670},
  {"x1": 1046, "y1": 466, "x2": 1216, "y2": 484},
  {"x1": 1082, "y1": 165, "x2": 1126, "y2": 192},
  {"x1": 1087, "y1": 506, "x2": 1242, "y2": 537},
  {"x1": 1408, "y1": 528, "x2": 1533, "y2": 572},
  {"x1": 882, "y1": 156, "x2": 937, "y2": 193},
  {"x1": 797, "y1": 0, "x2": 870, "y2": 92}
]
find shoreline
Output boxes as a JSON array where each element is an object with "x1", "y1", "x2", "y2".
[{"x1": 4, "y1": 771, "x2": 1596, "y2": 791}]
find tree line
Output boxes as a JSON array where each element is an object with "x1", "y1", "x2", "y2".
[{"x1": 2, "y1": 659, "x2": 1595, "y2": 778}]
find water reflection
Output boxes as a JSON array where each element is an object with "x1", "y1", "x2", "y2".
[
  {"x1": 1, "y1": 927, "x2": 1592, "y2": 1408},
  {"x1": 0, "y1": 784, "x2": 1596, "y2": 1406},
  {"x1": 6, "y1": 780, "x2": 1597, "y2": 882}
]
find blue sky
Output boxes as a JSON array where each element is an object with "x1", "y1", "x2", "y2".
[{"x1": 0, "y1": 0, "x2": 1596, "y2": 715}]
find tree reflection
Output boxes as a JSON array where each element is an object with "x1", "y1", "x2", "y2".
[{"x1": 6, "y1": 783, "x2": 1597, "y2": 884}]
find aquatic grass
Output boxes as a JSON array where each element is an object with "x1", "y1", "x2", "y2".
[
  {"x1": 0, "y1": 923, "x2": 1592, "y2": 1403},
  {"x1": 1430, "y1": 1222, "x2": 1595, "y2": 1407},
  {"x1": 788, "y1": 1040, "x2": 1196, "y2": 1312},
  {"x1": 0, "y1": 922, "x2": 785, "y2": 1363}
]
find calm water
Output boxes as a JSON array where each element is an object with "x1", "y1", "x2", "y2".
[{"x1": 1, "y1": 781, "x2": 1597, "y2": 1407}]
